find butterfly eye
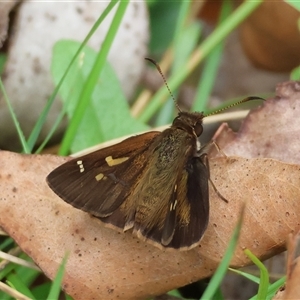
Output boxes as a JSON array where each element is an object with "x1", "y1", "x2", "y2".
[{"x1": 194, "y1": 122, "x2": 203, "y2": 136}]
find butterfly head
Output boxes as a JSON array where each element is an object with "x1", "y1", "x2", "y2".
[{"x1": 172, "y1": 111, "x2": 204, "y2": 137}]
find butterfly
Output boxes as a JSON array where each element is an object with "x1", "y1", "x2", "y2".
[{"x1": 47, "y1": 58, "x2": 262, "y2": 250}]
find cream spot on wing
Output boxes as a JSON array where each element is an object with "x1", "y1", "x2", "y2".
[
  {"x1": 77, "y1": 160, "x2": 85, "y2": 173},
  {"x1": 105, "y1": 155, "x2": 129, "y2": 167},
  {"x1": 95, "y1": 173, "x2": 104, "y2": 181},
  {"x1": 170, "y1": 199, "x2": 178, "y2": 211}
]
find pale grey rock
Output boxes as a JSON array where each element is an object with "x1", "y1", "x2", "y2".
[{"x1": 0, "y1": 1, "x2": 149, "y2": 150}]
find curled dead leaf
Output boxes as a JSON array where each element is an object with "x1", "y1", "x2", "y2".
[
  {"x1": 212, "y1": 81, "x2": 300, "y2": 164},
  {"x1": 240, "y1": 1, "x2": 300, "y2": 72}
]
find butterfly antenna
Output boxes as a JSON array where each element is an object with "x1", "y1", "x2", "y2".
[
  {"x1": 145, "y1": 57, "x2": 181, "y2": 112},
  {"x1": 204, "y1": 96, "x2": 265, "y2": 117}
]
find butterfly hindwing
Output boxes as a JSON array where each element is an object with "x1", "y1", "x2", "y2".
[{"x1": 133, "y1": 155, "x2": 209, "y2": 250}]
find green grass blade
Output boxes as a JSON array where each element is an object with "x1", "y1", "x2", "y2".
[
  {"x1": 200, "y1": 206, "x2": 245, "y2": 299},
  {"x1": 227, "y1": 266, "x2": 285, "y2": 300},
  {"x1": 155, "y1": 1, "x2": 202, "y2": 125},
  {"x1": 154, "y1": 1, "x2": 190, "y2": 125},
  {"x1": 31, "y1": 282, "x2": 51, "y2": 300},
  {"x1": 6, "y1": 273, "x2": 36, "y2": 300},
  {"x1": 139, "y1": 0, "x2": 263, "y2": 123},
  {"x1": 0, "y1": 79, "x2": 29, "y2": 153},
  {"x1": 228, "y1": 267, "x2": 260, "y2": 284},
  {"x1": 244, "y1": 249, "x2": 269, "y2": 300},
  {"x1": 28, "y1": 0, "x2": 119, "y2": 152},
  {"x1": 46, "y1": 254, "x2": 68, "y2": 300},
  {"x1": 0, "y1": 263, "x2": 15, "y2": 281},
  {"x1": 51, "y1": 40, "x2": 147, "y2": 153},
  {"x1": 59, "y1": 0, "x2": 129, "y2": 155},
  {"x1": 265, "y1": 276, "x2": 286, "y2": 300},
  {"x1": 249, "y1": 276, "x2": 286, "y2": 300},
  {"x1": 212, "y1": 286, "x2": 225, "y2": 300}
]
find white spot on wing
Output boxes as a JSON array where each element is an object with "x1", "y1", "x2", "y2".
[
  {"x1": 170, "y1": 199, "x2": 178, "y2": 211},
  {"x1": 76, "y1": 160, "x2": 85, "y2": 173}
]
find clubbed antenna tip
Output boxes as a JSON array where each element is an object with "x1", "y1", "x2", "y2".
[{"x1": 145, "y1": 57, "x2": 181, "y2": 112}]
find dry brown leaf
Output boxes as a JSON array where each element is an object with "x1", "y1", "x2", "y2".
[
  {"x1": 1, "y1": 81, "x2": 300, "y2": 299},
  {"x1": 0, "y1": 151, "x2": 300, "y2": 299},
  {"x1": 240, "y1": 1, "x2": 300, "y2": 72},
  {"x1": 212, "y1": 81, "x2": 300, "y2": 164}
]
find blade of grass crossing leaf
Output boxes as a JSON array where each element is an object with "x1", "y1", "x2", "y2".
[
  {"x1": 228, "y1": 267, "x2": 260, "y2": 284},
  {"x1": 138, "y1": 0, "x2": 263, "y2": 123},
  {"x1": 28, "y1": 0, "x2": 119, "y2": 152},
  {"x1": 192, "y1": 1, "x2": 233, "y2": 112},
  {"x1": 248, "y1": 276, "x2": 286, "y2": 300},
  {"x1": 6, "y1": 273, "x2": 36, "y2": 300},
  {"x1": 201, "y1": 206, "x2": 245, "y2": 299},
  {"x1": 28, "y1": 41, "x2": 84, "y2": 153},
  {"x1": 46, "y1": 254, "x2": 68, "y2": 300},
  {"x1": 244, "y1": 249, "x2": 269, "y2": 300},
  {"x1": 59, "y1": 0, "x2": 129, "y2": 155},
  {"x1": 35, "y1": 109, "x2": 65, "y2": 153},
  {"x1": 0, "y1": 79, "x2": 30, "y2": 153},
  {"x1": 229, "y1": 265, "x2": 281, "y2": 299}
]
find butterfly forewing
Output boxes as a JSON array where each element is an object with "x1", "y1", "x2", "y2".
[{"x1": 47, "y1": 132, "x2": 160, "y2": 217}]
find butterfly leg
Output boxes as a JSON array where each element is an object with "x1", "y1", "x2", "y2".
[
  {"x1": 211, "y1": 140, "x2": 227, "y2": 157},
  {"x1": 200, "y1": 153, "x2": 228, "y2": 203},
  {"x1": 200, "y1": 140, "x2": 227, "y2": 158}
]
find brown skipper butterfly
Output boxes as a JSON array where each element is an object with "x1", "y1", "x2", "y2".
[{"x1": 47, "y1": 58, "x2": 263, "y2": 250}]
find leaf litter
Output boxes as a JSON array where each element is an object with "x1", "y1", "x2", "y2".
[{"x1": 0, "y1": 81, "x2": 300, "y2": 299}]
